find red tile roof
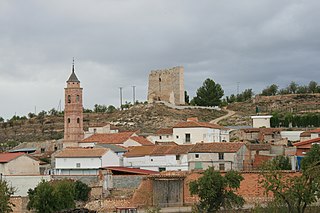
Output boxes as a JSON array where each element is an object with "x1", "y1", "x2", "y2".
[
  {"x1": 124, "y1": 146, "x2": 155, "y2": 157},
  {"x1": 80, "y1": 132, "x2": 136, "y2": 144},
  {"x1": 189, "y1": 142, "x2": 245, "y2": 153},
  {"x1": 300, "y1": 131, "x2": 311, "y2": 137},
  {"x1": 130, "y1": 136, "x2": 154, "y2": 146},
  {"x1": 0, "y1": 152, "x2": 25, "y2": 163},
  {"x1": 173, "y1": 120, "x2": 227, "y2": 130},
  {"x1": 156, "y1": 128, "x2": 173, "y2": 135},
  {"x1": 293, "y1": 137, "x2": 320, "y2": 147},
  {"x1": 102, "y1": 166, "x2": 159, "y2": 175},
  {"x1": 55, "y1": 147, "x2": 109, "y2": 158},
  {"x1": 309, "y1": 128, "x2": 320, "y2": 133}
]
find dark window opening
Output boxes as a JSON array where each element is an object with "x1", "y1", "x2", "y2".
[
  {"x1": 185, "y1": 133, "x2": 191, "y2": 143},
  {"x1": 159, "y1": 136, "x2": 162, "y2": 140},
  {"x1": 219, "y1": 153, "x2": 224, "y2": 160},
  {"x1": 195, "y1": 154, "x2": 199, "y2": 158},
  {"x1": 176, "y1": 155, "x2": 180, "y2": 160},
  {"x1": 76, "y1": 95, "x2": 79, "y2": 102},
  {"x1": 77, "y1": 118, "x2": 80, "y2": 123},
  {"x1": 68, "y1": 95, "x2": 71, "y2": 103},
  {"x1": 40, "y1": 148, "x2": 45, "y2": 153},
  {"x1": 159, "y1": 167, "x2": 166, "y2": 172},
  {"x1": 219, "y1": 163, "x2": 225, "y2": 171},
  {"x1": 68, "y1": 118, "x2": 71, "y2": 123}
]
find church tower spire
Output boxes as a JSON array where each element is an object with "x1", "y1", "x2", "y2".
[{"x1": 63, "y1": 59, "x2": 84, "y2": 148}]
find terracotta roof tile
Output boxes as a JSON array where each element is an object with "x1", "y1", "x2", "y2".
[
  {"x1": 55, "y1": 147, "x2": 109, "y2": 158},
  {"x1": 130, "y1": 136, "x2": 154, "y2": 146},
  {"x1": 293, "y1": 137, "x2": 320, "y2": 147},
  {"x1": 309, "y1": 128, "x2": 320, "y2": 133},
  {"x1": 80, "y1": 132, "x2": 135, "y2": 144},
  {"x1": 123, "y1": 146, "x2": 155, "y2": 157},
  {"x1": 246, "y1": 144, "x2": 271, "y2": 151},
  {"x1": 156, "y1": 128, "x2": 173, "y2": 135},
  {"x1": 0, "y1": 152, "x2": 25, "y2": 163},
  {"x1": 102, "y1": 166, "x2": 159, "y2": 175},
  {"x1": 173, "y1": 120, "x2": 227, "y2": 130},
  {"x1": 300, "y1": 131, "x2": 311, "y2": 137},
  {"x1": 189, "y1": 142, "x2": 245, "y2": 153}
]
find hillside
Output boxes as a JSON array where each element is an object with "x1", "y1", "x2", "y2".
[
  {"x1": 219, "y1": 93, "x2": 320, "y2": 126},
  {"x1": 0, "y1": 103, "x2": 226, "y2": 147}
]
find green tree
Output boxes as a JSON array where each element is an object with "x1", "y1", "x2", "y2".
[
  {"x1": 260, "y1": 145, "x2": 320, "y2": 213},
  {"x1": 27, "y1": 180, "x2": 57, "y2": 213},
  {"x1": 0, "y1": 179, "x2": 15, "y2": 213},
  {"x1": 107, "y1": 105, "x2": 116, "y2": 113},
  {"x1": 261, "y1": 84, "x2": 278, "y2": 96},
  {"x1": 189, "y1": 167, "x2": 244, "y2": 212},
  {"x1": 0, "y1": 116, "x2": 4, "y2": 123},
  {"x1": 192, "y1": 78, "x2": 224, "y2": 106},
  {"x1": 265, "y1": 156, "x2": 291, "y2": 170},
  {"x1": 287, "y1": 81, "x2": 298, "y2": 94},
  {"x1": 184, "y1": 91, "x2": 190, "y2": 104},
  {"x1": 308, "y1": 81, "x2": 318, "y2": 93},
  {"x1": 74, "y1": 180, "x2": 91, "y2": 201}
]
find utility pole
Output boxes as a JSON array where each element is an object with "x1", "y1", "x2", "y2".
[
  {"x1": 132, "y1": 86, "x2": 136, "y2": 105},
  {"x1": 119, "y1": 87, "x2": 123, "y2": 110},
  {"x1": 237, "y1": 82, "x2": 240, "y2": 95}
]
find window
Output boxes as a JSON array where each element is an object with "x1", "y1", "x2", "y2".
[
  {"x1": 151, "y1": 159, "x2": 153, "y2": 162},
  {"x1": 195, "y1": 162, "x2": 203, "y2": 170},
  {"x1": 68, "y1": 118, "x2": 71, "y2": 123},
  {"x1": 176, "y1": 155, "x2": 180, "y2": 160},
  {"x1": 219, "y1": 163, "x2": 225, "y2": 171},
  {"x1": 219, "y1": 153, "x2": 224, "y2": 160},
  {"x1": 77, "y1": 118, "x2": 80, "y2": 123},
  {"x1": 185, "y1": 133, "x2": 191, "y2": 143},
  {"x1": 68, "y1": 95, "x2": 71, "y2": 103},
  {"x1": 195, "y1": 154, "x2": 199, "y2": 158},
  {"x1": 159, "y1": 167, "x2": 166, "y2": 172},
  {"x1": 93, "y1": 128, "x2": 97, "y2": 134},
  {"x1": 40, "y1": 148, "x2": 45, "y2": 153},
  {"x1": 76, "y1": 95, "x2": 79, "y2": 102},
  {"x1": 159, "y1": 136, "x2": 162, "y2": 140},
  {"x1": 76, "y1": 163, "x2": 81, "y2": 168},
  {"x1": 176, "y1": 135, "x2": 179, "y2": 139},
  {"x1": 54, "y1": 146, "x2": 58, "y2": 151}
]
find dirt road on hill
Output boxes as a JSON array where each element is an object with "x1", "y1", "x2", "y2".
[{"x1": 210, "y1": 107, "x2": 235, "y2": 124}]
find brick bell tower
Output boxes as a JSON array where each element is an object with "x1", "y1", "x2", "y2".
[{"x1": 63, "y1": 60, "x2": 84, "y2": 148}]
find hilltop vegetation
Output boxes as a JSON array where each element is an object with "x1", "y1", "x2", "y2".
[{"x1": 0, "y1": 103, "x2": 225, "y2": 148}]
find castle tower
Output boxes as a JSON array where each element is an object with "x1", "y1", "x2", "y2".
[{"x1": 63, "y1": 61, "x2": 84, "y2": 148}]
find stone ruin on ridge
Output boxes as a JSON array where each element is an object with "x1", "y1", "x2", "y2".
[{"x1": 147, "y1": 66, "x2": 185, "y2": 105}]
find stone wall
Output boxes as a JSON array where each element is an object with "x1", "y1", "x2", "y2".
[
  {"x1": 147, "y1": 66, "x2": 185, "y2": 105},
  {"x1": 10, "y1": 197, "x2": 30, "y2": 213},
  {"x1": 113, "y1": 175, "x2": 143, "y2": 189},
  {"x1": 52, "y1": 175, "x2": 99, "y2": 186}
]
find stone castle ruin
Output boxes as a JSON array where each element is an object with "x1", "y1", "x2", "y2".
[{"x1": 147, "y1": 66, "x2": 185, "y2": 105}]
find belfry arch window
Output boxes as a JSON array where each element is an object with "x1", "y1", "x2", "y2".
[
  {"x1": 77, "y1": 118, "x2": 80, "y2": 124},
  {"x1": 76, "y1": 95, "x2": 80, "y2": 102},
  {"x1": 68, "y1": 118, "x2": 71, "y2": 123},
  {"x1": 68, "y1": 95, "x2": 71, "y2": 103}
]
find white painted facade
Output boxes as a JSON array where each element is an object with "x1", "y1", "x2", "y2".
[
  {"x1": 281, "y1": 131, "x2": 304, "y2": 142},
  {"x1": 84, "y1": 124, "x2": 118, "y2": 138},
  {"x1": 124, "y1": 154, "x2": 188, "y2": 172},
  {"x1": 55, "y1": 150, "x2": 120, "y2": 175},
  {"x1": 188, "y1": 145, "x2": 247, "y2": 171},
  {"x1": 148, "y1": 134, "x2": 174, "y2": 143},
  {"x1": 251, "y1": 115, "x2": 272, "y2": 128},
  {"x1": 173, "y1": 127, "x2": 229, "y2": 144}
]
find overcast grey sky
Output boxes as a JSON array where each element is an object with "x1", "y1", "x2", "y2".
[{"x1": 1, "y1": 0, "x2": 320, "y2": 119}]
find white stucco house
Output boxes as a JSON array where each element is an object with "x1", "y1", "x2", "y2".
[
  {"x1": 148, "y1": 128, "x2": 174, "y2": 143},
  {"x1": 172, "y1": 118, "x2": 230, "y2": 144},
  {"x1": 0, "y1": 152, "x2": 40, "y2": 175},
  {"x1": 84, "y1": 123, "x2": 119, "y2": 139},
  {"x1": 188, "y1": 142, "x2": 247, "y2": 171},
  {"x1": 123, "y1": 145, "x2": 193, "y2": 172},
  {"x1": 54, "y1": 147, "x2": 120, "y2": 175},
  {"x1": 251, "y1": 115, "x2": 272, "y2": 128},
  {"x1": 79, "y1": 131, "x2": 154, "y2": 148}
]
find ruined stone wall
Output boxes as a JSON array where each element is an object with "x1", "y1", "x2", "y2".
[{"x1": 147, "y1": 66, "x2": 185, "y2": 105}]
